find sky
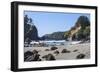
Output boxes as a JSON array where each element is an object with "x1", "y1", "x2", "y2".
[{"x1": 24, "y1": 11, "x2": 90, "y2": 37}]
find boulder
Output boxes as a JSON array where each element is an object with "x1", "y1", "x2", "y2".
[
  {"x1": 51, "y1": 46, "x2": 58, "y2": 50},
  {"x1": 45, "y1": 49, "x2": 50, "y2": 51},
  {"x1": 24, "y1": 50, "x2": 41, "y2": 61},
  {"x1": 54, "y1": 50, "x2": 59, "y2": 55},
  {"x1": 32, "y1": 49, "x2": 38, "y2": 54},
  {"x1": 61, "y1": 49, "x2": 70, "y2": 53},
  {"x1": 42, "y1": 53, "x2": 56, "y2": 61},
  {"x1": 76, "y1": 53, "x2": 86, "y2": 59},
  {"x1": 24, "y1": 51, "x2": 33, "y2": 61},
  {"x1": 31, "y1": 53, "x2": 41, "y2": 61}
]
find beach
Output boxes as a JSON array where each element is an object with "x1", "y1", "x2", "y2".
[{"x1": 24, "y1": 42, "x2": 90, "y2": 61}]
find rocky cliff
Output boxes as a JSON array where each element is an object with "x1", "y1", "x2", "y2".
[{"x1": 24, "y1": 15, "x2": 39, "y2": 42}]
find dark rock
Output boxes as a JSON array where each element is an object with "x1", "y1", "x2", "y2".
[
  {"x1": 61, "y1": 49, "x2": 70, "y2": 53},
  {"x1": 24, "y1": 15, "x2": 39, "y2": 42},
  {"x1": 24, "y1": 51, "x2": 33, "y2": 61},
  {"x1": 24, "y1": 50, "x2": 41, "y2": 61},
  {"x1": 51, "y1": 46, "x2": 58, "y2": 50},
  {"x1": 32, "y1": 50, "x2": 38, "y2": 54},
  {"x1": 45, "y1": 49, "x2": 50, "y2": 51},
  {"x1": 42, "y1": 54, "x2": 56, "y2": 61},
  {"x1": 42, "y1": 55, "x2": 48, "y2": 59},
  {"x1": 25, "y1": 53, "x2": 41, "y2": 61},
  {"x1": 38, "y1": 58, "x2": 41, "y2": 61},
  {"x1": 76, "y1": 53, "x2": 86, "y2": 59},
  {"x1": 31, "y1": 53, "x2": 40, "y2": 61},
  {"x1": 54, "y1": 50, "x2": 59, "y2": 55},
  {"x1": 46, "y1": 54, "x2": 56, "y2": 60},
  {"x1": 73, "y1": 49, "x2": 78, "y2": 52}
]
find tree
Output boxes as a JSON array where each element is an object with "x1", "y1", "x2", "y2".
[
  {"x1": 24, "y1": 15, "x2": 29, "y2": 25},
  {"x1": 83, "y1": 26, "x2": 90, "y2": 40},
  {"x1": 24, "y1": 15, "x2": 39, "y2": 42},
  {"x1": 64, "y1": 31, "x2": 70, "y2": 40},
  {"x1": 76, "y1": 16, "x2": 90, "y2": 29},
  {"x1": 76, "y1": 29, "x2": 85, "y2": 40}
]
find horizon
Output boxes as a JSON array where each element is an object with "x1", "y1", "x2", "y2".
[{"x1": 24, "y1": 11, "x2": 90, "y2": 37}]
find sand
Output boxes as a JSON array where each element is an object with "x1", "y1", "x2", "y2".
[{"x1": 24, "y1": 42, "x2": 90, "y2": 61}]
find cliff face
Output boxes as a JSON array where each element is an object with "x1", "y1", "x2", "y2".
[
  {"x1": 24, "y1": 24, "x2": 39, "y2": 42},
  {"x1": 64, "y1": 16, "x2": 90, "y2": 41},
  {"x1": 24, "y1": 15, "x2": 39, "y2": 42}
]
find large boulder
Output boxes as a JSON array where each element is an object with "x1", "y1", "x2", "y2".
[
  {"x1": 42, "y1": 54, "x2": 56, "y2": 61},
  {"x1": 61, "y1": 49, "x2": 70, "y2": 53},
  {"x1": 51, "y1": 46, "x2": 58, "y2": 50},
  {"x1": 24, "y1": 51, "x2": 33, "y2": 61},
  {"x1": 31, "y1": 53, "x2": 41, "y2": 61},
  {"x1": 24, "y1": 50, "x2": 41, "y2": 62}
]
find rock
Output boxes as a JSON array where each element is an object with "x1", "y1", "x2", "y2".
[
  {"x1": 24, "y1": 50, "x2": 41, "y2": 61},
  {"x1": 24, "y1": 15, "x2": 39, "y2": 42},
  {"x1": 45, "y1": 49, "x2": 50, "y2": 51},
  {"x1": 25, "y1": 53, "x2": 41, "y2": 61},
  {"x1": 46, "y1": 54, "x2": 56, "y2": 60},
  {"x1": 54, "y1": 50, "x2": 59, "y2": 55},
  {"x1": 51, "y1": 46, "x2": 58, "y2": 50},
  {"x1": 42, "y1": 53, "x2": 56, "y2": 61},
  {"x1": 31, "y1": 53, "x2": 41, "y2": 61},
  {"x1": 61, "y1": 49, "x2": 70, "y2": 53},
  {"x1": 24, "y1": 51, "x2": 33, "y2": 61},
  {"x1": 32, "y1": 50, "x2": 38, "y2": 54},
  {"x1": 76, "y1": 53, "x2": 86, "y2": 59},
  {"x1": 42, "y1": 55, "x2": 48, "y2": 59},
  {"x1": 73, "y1": 49, "x2": 78, "y2": 52},
  {"x1": 38, "y1": 58, "x2": 41, "y2": 61}
]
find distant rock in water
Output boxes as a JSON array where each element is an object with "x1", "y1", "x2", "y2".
[{"x1": 76, "y1": 53, "x2": 86, "y2": 59}]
